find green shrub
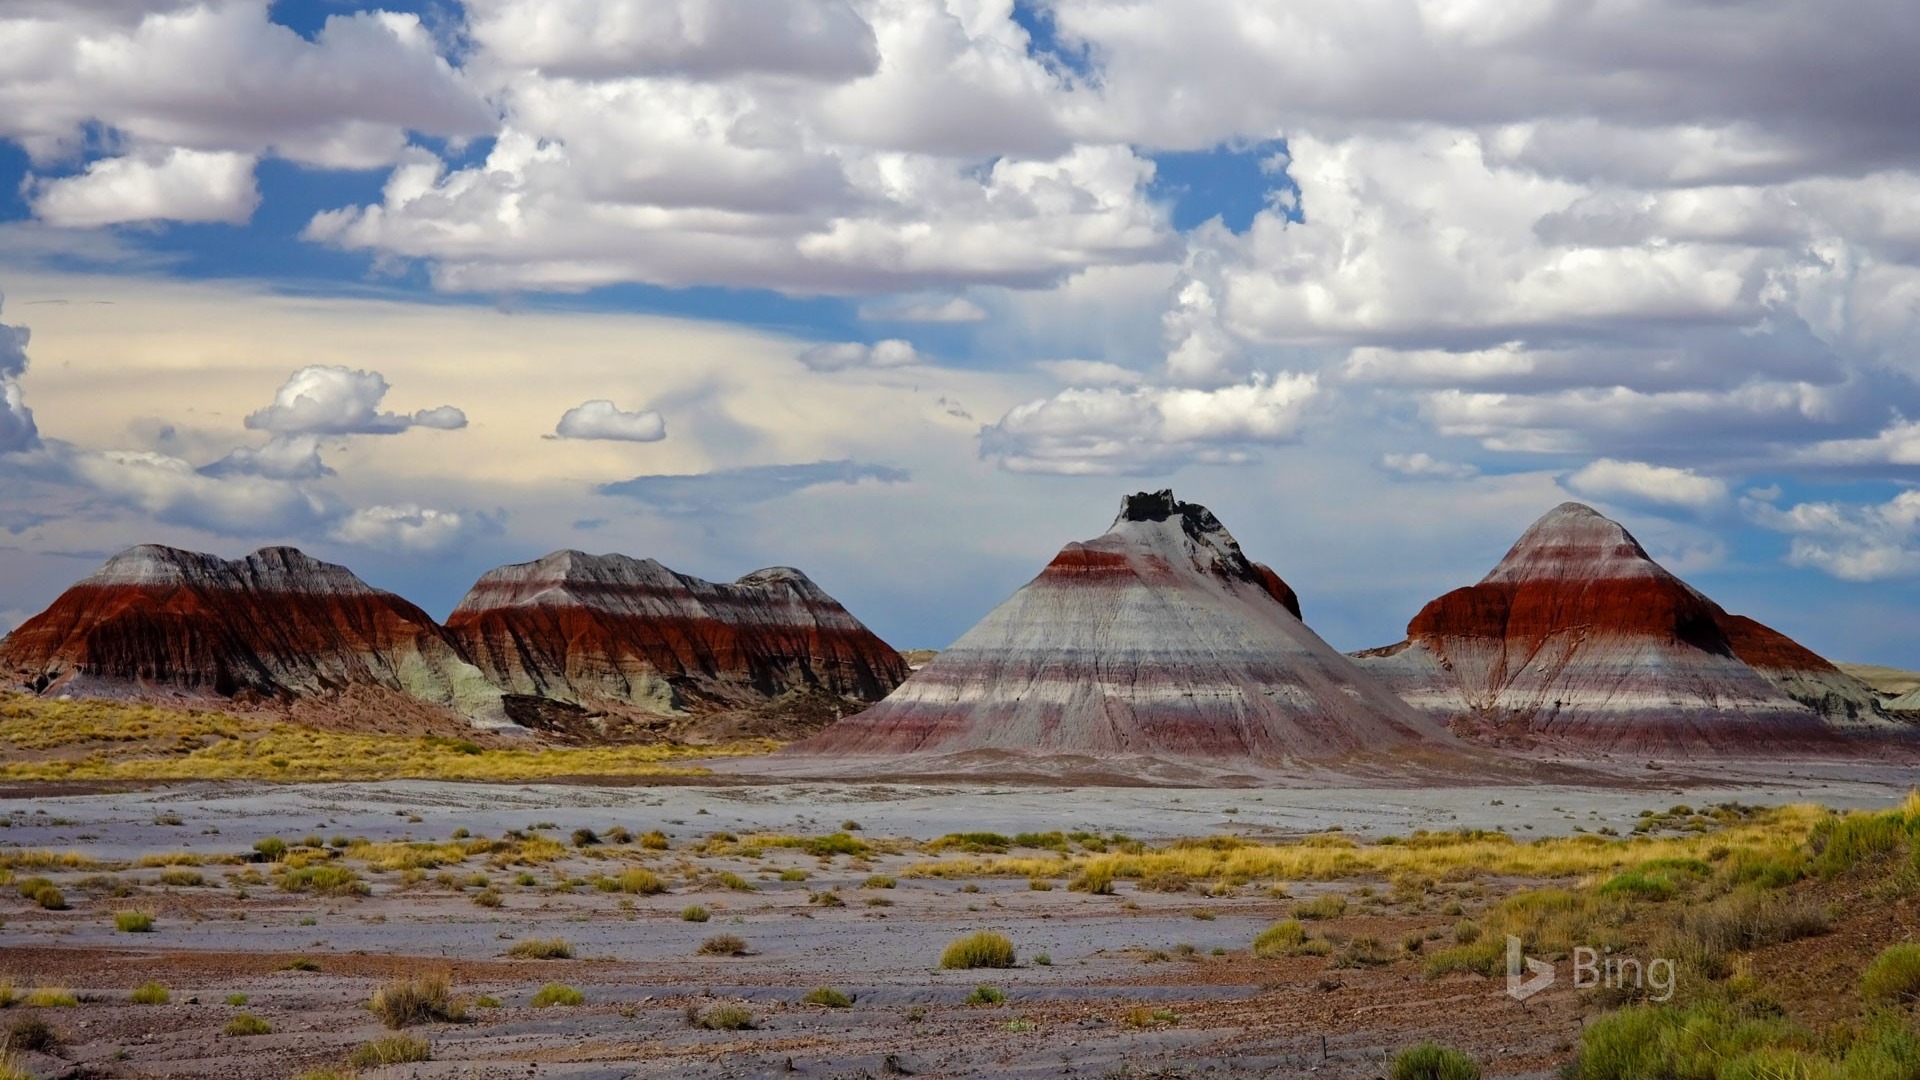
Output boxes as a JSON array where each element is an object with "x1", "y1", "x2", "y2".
[
  {"x1": 114, "y1": 910, "x2": 155, "y2": 932},
  {"x1": 802, "y1": 833, "x2": 869, "y2": 857},
  {"x1": 368, "y1": 973, "x2": 463, "y2": 1028},
  {"x1": 129, "y1": 981, "x2": 169, "y2": 1005},
  {"x1": 1390, "y1": 1043, "x2": 1481, "y2": 1080},
  {"x1": 224, "y1": 1013, "x2": 271, "y2": 1036},
  {"x1": 2, "y1": 1016, "x2": 58, "y2": 1052},
  {"x1": 1810, "y1": 811, "x2": 1910, "y2": 877},
  {"x1": 1295, "y1": 894, "x2": 1348, "y2": 920},
  {"x1": 252, "y1": 837, "x2": 288, "y2": 862},
  {"x1": 505, "y1": 937, "x2": 573, "y2": 959},
  {"x1": 964, "y1": 985, "x2": 1006, "y2": 1005},
  {"x1": 862, "y1": 874, "x2": 896, "y2": 889},
  {"x1": 530, "y1": 983, "x2": 584, "y2": 1008},
  {"x1": 29, "y1": 886, "x2": 64, "y2": 910},
  {"x1": 1568, "y1": 1001, "x2": 1799, "y2": 1080},
  {"x1": 1862, "y1": 943, "x2": 1920, "y2": 1004},
  {"x1": 1252, "y1": 919, "x2": 1308, "y2": 957},
  {"x1": 691, "y1": 1003, "x2": 754, "y2": 1030},
  {"x1": 279, "y1": 865, "x2": 369, "y2": 896},
  {"x1": 1069, "y1": 865, "x2": 1115, "y2": 895},
  {"x1": 158, "y1": 868, "x2": 204, "y2": 887},
  {"x1": 941, "y1": 931, "x2": 1016, "y2": 970},
  {"x1": 1598, "y1": 871, "x2": 1676, "y2": 902},
  {"x1": 716, "y1": 871, "x2": 756, "y2": 891},
  {"x1": 612, "y1": 868, "x2": 666, "y2": 895},
  {"x1": 225, "y1": 994, "x2": 248, "y2": 1006},
  {"x1": 801, "y1": 986, "x2": 853, "y2": 1007},
  {"x1": 698, "y1": 934, "x2": 748, "y2": 956},
  {"x1": 639, "y1": 831, "x2": 670, "y2": 850},
  {"x1": 681, "y1": 905, "x2": 711, "y2": 922},
  {"x1": 349, "y1": 1034, "x2": 431, "y2": 1066},
  {"x1": 778, "y1": 868, "x2": 809, "y2": 882},
  {"x1": 571, "y1": 828, "x2": 600, "y2": 848}
]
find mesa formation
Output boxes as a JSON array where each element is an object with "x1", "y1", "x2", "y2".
[{"x1": 1, "y1": 490, "x2": 1912, "y2": 779}]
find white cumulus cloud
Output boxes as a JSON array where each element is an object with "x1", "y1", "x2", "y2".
[
  {"x1": 1565, "y1": 458, "x2": 1729, "y2": 510},
  {"x1": 1746, "y1": 490, "x2": 1920, "y2": 581},
  {"x1": 1381, "y1": 452, "x2": 1479, "y2": 481},
  {"x1": 797, "y1": 339, "x2": 922, "y2": 372},
  {"x1": 29, "y1": 148, "x2": 259, "y2": 228},
  {"x1": 980, "y1": 372, "x2": 1319, "y2": 475},
  {"x1": 553, "y1": 399, "x2": 667, "y2": 443},
  {"x1": 329, "y1": 503, "x2": 496, "y2": 553},
  {"x1": 245, "y1": 366, "x2": 467, "y2": 436}
]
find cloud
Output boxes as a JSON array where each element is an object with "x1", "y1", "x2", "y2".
[
  {"x1": 0, "y1": 293, "x2": 38, "y2": 453},
  {"x1": 463, "y1": 0, "x2": 880, "y2": 82},
  {"x1": 599, "y1": 459, "x2": 909, "y2": 514},
  {"x1": 858, "y1": 296, "x2": 988, "y2": 323},
  {"x1": 1792, "y1": 417, "x2": 1920, "y2": 466},
  {"x1": 1746, "y1": 490, "x2": 1920, "y2": 581},
  {"x1": 1380, "y1": 452, "x2": 1478, "y2": 481},
  {"x1": 1, "y1": 2, "x2": 492, "y2": 168},
  {"x1": 1035, "y1": 359, "x2": 1146, "y2": 387},
  {"x1": 980, "y1": 372, "x2": 1319, "y2": 475},
  {"x1": 29, "y1": 148, "x2": 259, "y2": 228},
  {"x1": 65, "y1": 448, "x2": 336, "y2": 535},
  {"x1": 244, "y1": 366, "x2": 467, "y2": 436},
  {"x1": 328, "y1": 503, "x2": 499, "y2": 553},
  {"x1": 796, "y1": 339, "x2": 922, "y2": 372},
  {"x1": 1565, "y1": 458, "x2": 1730, "y2": 510},
  {"x1": 553, "y1": 399, "x2": 667, "y2": 443},
  {"x1": 199, "y1": 435, "x2": 331, "y2": 481}
]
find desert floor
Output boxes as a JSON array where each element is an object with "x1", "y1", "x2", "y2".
[{"x1": 1, "y1": 768, "x2": 1914, "y2": 1079}]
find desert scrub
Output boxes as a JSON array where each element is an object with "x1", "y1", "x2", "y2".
[
  {"x1": 157, "y1": 868, "x2": 204, "y2": 887},
  {"x1": 964, "y1": 986, "x2": 1006, "y2": 1005},
  {"x1": 350, "y1": 1034, "x2": 431, "y2": 1066},
  {"x1": 129, "y1": 981, "x2": 169, "y2": 1005},
  {"x1": 698, "y1": 934, "x2": 749, "y2": 956},
  {"x1": 941, "y1": 931, "x2": 1017, "y2": 970},
  {"x1": 530, "y1": 983, "x2": 584, "y2": 1008},
  {"x1": 23, "y1": 987, "x2": 75, "y2": 1008},
  {"x1": 283, "y1": 956, "x2": 321, "y2": 971},
  {"x1": 1861, "y1": 943, "x2": 1920, "y2": 1004},
  {"x1": 27, "y1": 885, "x2": 64, "y2": 910},
  {"x1": 1252, "y1": 919, "x2": 1309, "y2": 957},
  {"x1": 114, "y1": 910, "x2": 156, "y2": 932},
  {"x1": 689, "y1": 1003, "x2": 755, "y2": 1030},
  {"x1": 778, "y1": 868, "x2": 810, "y2": 882},
  {"x1": 715, "y1": 871, "x2": 756, "y2": 891},
  {"x1": 862, "y1": 874, "x2": 897, "y2": 889},
  {"x1": 472, "y1": 888, "x2": 502, "y2": 908},
  {"x1": 279, "y1": 865, "x2": 369, "y2": 896},
  {"x1": 252, "y1": 837, "x2": 288, "y2": 862},
  {"x1": 369, "y1": 974, "x2": 464, "y2": 1028},
  {"x1": 0, "y1": 1050, "x2": 32, "y2": 1080},
  {"x1": 1295, "y1": 894, "x2": 1348, "y2": 920},
  {"x1": 1390, "y1": 1043, "x2": 1481, "y2": 1080},
  {"x1": 681, "y1": 905, "x2": 711, "y2": 922},
  {"x1": 609, "y1": 868, "x2": 666, "y2": 895},
  {"x1": 224, "y1": 1013, "x2": 272, "y2": 1036},
  {"x1": 801, "y1": 986, "x2": 853, "y2": 1007},
  {"x1": 1069, "y1": 864, "x2": 1116, "y2": 895},
  {"x1": 505, "y1": 937, "x2": 573, "y2": 960},
  {"x1": 0, "y1": 693, "x2": 772, "y2": 782}
]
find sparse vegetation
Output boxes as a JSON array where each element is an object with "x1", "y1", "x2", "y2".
[
  {"x1": 280, "y1": 865, "x2": 370, "y2": 896},
  {"x1": 941, "y1": 931, "x2": 1017, "y2": 970},
  {"x1": 1295, "y1": 894, "x2": 1348, "y2": 920},
  {"x1": 349, "y1": 1034, "x2": 431, "y2": 1066},
  {"x1": 22, "y1": 988, "x2": 74, "y2": 1009},
  {"x1": 505, "y1": 937, "x2": 573, "y2": 960},
  {"x1": 964, "y1": 985, "x2": 1006, "y2": 1005},
  {"x1": 1252, "y1": 919, "x2": 1308, "y2": 957},
  {"x1": 368, "y1": 974, "x2": 463, "y2": 1028},
  {"x1": 129, "y1": 981, "x2": 169, "y2": 1005},
  {"x1": 530, "y1": 983, "x2": 584, "y2": 1007},
  {"x1": 698, "y1": 934, "x2": 749, "y2": 956},
  {"x1": 223, "y1": 1013, "x2": 272, "y2": 1036},
  {"x1": 1861, "y1": 943, "x2": 1920, "y2": 1004},
  {"x1": 689, "y1": 1003, "x2": 754, "y2": 1030},
  {"x1": 681, "y1": 904, "x2": 711, "y2": 922},
  {"x1": 3, "y1": 1016, "x2": 58, "y2": 1053},
  {"x1": 0, "y1": 694, "x2": 770, "y2": 782},
  {"x1": 1390, "y1": 1043, "x2": 1481, "y2": 1080},
  {"x1": 114, "y1": 910, "x2": 155, "y2": 932},
  {"x1": 802, "y1": 986, "x2": 853, "y2": 1007}
]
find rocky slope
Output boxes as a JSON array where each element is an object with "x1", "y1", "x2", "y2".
[
  {"x1": 0, "y1": 545, "x2": 505, "y2": 725},
  {"x1": 789, "y1": 490, "x2": 1472, "y2": 772},
  {"x1": 1353, "y1": 503, "x2": 1890, "y2": 752},
  {"x1": 445, "y1": 551, "x2": 907, "y2": 717}
]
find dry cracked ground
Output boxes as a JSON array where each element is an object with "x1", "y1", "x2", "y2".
[{"x1": 1, "y1": 772, "x2": 1916, "y2": 1079}]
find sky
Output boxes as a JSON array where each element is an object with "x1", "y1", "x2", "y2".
[{"x1": 3, "y1": 0, "x2": 1920, "y2": 663}]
